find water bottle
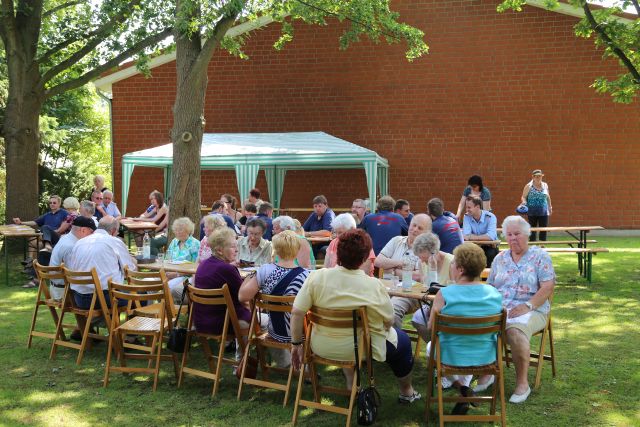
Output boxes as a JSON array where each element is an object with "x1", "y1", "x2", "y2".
[
  {"x1": 402, "y1": 252, "x2": 413, "y2": 292},
  {"x1": 427, "y1": 254, "x2": 439, "y2": 285},
  {"x1": 142, "y1": 231, "x2": 151, "y2": 259}
]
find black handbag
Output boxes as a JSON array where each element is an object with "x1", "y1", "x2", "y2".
[
  {"x1": 353, "y1": 311, "x2": 381, "y2": 426},
  {"x1": 167, "y1": 281, "x2": 188, "y2": 353}
]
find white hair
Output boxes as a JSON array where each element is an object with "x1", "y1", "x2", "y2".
[
  {"x1": 331, "y1": 213, "x2": 356, "y2": 231},
  {"x1": 272, "y1": 215, "x2": 296, "y2": 231},
  {"x1": 413, "y1": 232, "x2": 440, "y2": 255},
  {"x1": 502, "y1": 215, "x2": 531, "y2": 237}
]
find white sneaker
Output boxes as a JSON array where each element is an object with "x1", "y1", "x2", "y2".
[
  {"x1": 509, "y1": 386, "x2": 531, "y2": 404},
  {"x1": 473, "y1": 375, "x2": 495, "y2": 392}
]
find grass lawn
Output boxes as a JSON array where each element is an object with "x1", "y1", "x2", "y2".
[{"x1": 0, "y1": 237, "x2": 638, "y2": 426}]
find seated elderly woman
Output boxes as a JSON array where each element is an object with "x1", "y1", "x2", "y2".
[
  {"x1": 324, "y1": 213, "x2": 375, "y2": 276},
  {"x1": 236, "y1": 217, "x2": 273, "y2": 266},
  {"x1": 475, "y1": 215, "x2": 555, "y2": 404},
  {"x1": 410, "y1": 232, "x2": 455, "y2": 342},
  {"x1": 272, "y1": 215, "x2": 313, "y2": 269},
  {"x1": 426, "y1": 242, "x2": 503, "y2": 414},
  {"x1": 290, "y1": 229, "x2": 421, "y2": 404},
  {"x1": 56, "y1": 197, "x2": 81, "y2": 235},
  {"x1": 238, "y1": 230, "x2": 309, "y2": 367},
  {"x1": 198, "y1": 214, "x2": 227, "y2": 262},
  {"x1": 165, "y1": 217, "x2": 200, "y2": 302}
]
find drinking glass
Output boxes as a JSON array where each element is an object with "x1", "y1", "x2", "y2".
[{"x1": 157, "y1": 252, "x2": 165, "y2": 266}]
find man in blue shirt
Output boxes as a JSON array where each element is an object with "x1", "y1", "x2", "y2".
[
  {"x1": 360, "y1": 195, "x2": 409, "y2": 255},
  {"x1": 13, "y1": 195, "x2": 68, "y2": 251},
  {"x1": 255, "y1": 202, "x2": 274, "y2": 241},
  {"x1": 200, "y1": 200, "x2": 238, "y2": 239},
  {"x1": 394, "y1": 199, "x2": 414, "y2": 226},
  {"x1": 463, "y1": 196, "x2": 499, "y2": 266},
  {"x1": 303, "y1": 195, "x2": 335, "y2": 257},
  {"x1": 428, "y1": 197, "x2": 464, "y2": 254}
]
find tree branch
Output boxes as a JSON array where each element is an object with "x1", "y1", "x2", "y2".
[
  {"x1": 45, "y1": 26, "x2": 173, "y2": 98},
  {"x1": 43, "y1": 0, "x2": 86, "y2": 18},
  {"x1": 193, "y1": 13, "x2": 239, "y2": 78},
  {"x1": 582, "y1": 1, "x2": 640, "y2": 84},
  {"x1": 0, "y1": 0, "x2": 14, "y2": 43},
  {"x1": 40, "y1": 0, "x2": 145, "y2": 84}
]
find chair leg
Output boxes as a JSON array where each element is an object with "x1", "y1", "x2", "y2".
[
  {"x1": 104, "y1": 328, "x2": 116, "y2": 388},
  {"x1": 212, "y1": 337, "x2": 226, "y2": 397},
  {"x1": 534, "y1": 328, "x2": 547, "y2": 390},
  {"x1": 548, "y1": 321, "x2": 557, "y2": 377},
  {"x1": 498, "y1": 371, "x2": 507, "y2": 427},
  {"x1": 27, "y1": 301, "x2": 41, "y2": 349},
  {"x1": 177, "y1": 333, "x2": 193, "y2": 388},
  {"x1": 49, "y1": 304, "x2": 69, "y2": 360},
  {"x1": 237, "y1": 339, "x2": 252, "y2": 401},
  {"x1": 283, "y1": 358, "x2": 295, "y2": 407},
  {"x1": 309, "y1": 362, "x2": 320, "y2": 403},
  {"x1": 152, "y1": 334, "x2": 161, "y2": 391},
  {"x1": 76, "y1": 313, "x2": 94, "y2": 365},
  {"x1": 345, "y1": 372, "x2": 359, "y2": 427},
  {"x1": 425, "y1": 360, "x2": 434, "y2": 424},
  {"x1": 291, "y1": 363, "x2": 307, "y2": 425}
]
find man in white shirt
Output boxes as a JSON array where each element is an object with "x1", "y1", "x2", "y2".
[
  {"x1": 374, "y1": 213, "x2": 432, "y2": 328},
  {"x1": 101, "y1": 190, "x2": 122, "y2": 220},
  {"x1": 48, "y1": 216, "x2": 96, "y2": 301},
  {"x1": 67, "y1": 216, "x2": 137, "y2": 310}
]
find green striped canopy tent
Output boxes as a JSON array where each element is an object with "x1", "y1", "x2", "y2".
[{"x1": 120, "y1": 132, "x2": 389, "y2": 215}]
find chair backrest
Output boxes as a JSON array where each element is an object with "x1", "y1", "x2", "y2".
[
  {"x1": 254, "y1": 293, "x2": 296, "y2": 313},
  {"x1": 125, "y1": 267, "x2": 176, "y2": 317},
  {"x1": 63, "y1": 267, "x2": 111, "y2": 323},
  {"x1": 34, "y1": 261, "x2": 64, "y2": 298},
  {"x1": 186, "y1": 284, "x2": 247, "y2": 341},
  {"x1": 108, "y1": 279, "x2": 168, "y2": 327},
  {"x1": 305, "y1": 306, "x2": 370, "y2": 362}
]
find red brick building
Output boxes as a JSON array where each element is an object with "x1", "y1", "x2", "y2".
[{"x1": 95, "y1": 0, "x2": 640, "y2": 228}]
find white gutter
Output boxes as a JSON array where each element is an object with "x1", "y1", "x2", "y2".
[{"x1": 525, "y1": 0, "x2": 634, "y2": 22}]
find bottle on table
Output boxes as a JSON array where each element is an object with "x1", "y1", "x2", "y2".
[
  {"x1": 402, "y1": 251, "x2": 413, "y2": 292},
  {"x1": 143, "y1": 231, "x2": 151, "y2": 259}
]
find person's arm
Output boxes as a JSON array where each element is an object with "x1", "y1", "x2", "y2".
[
  {"x1": 290, "y1": 307, "x2": 306, "y2": 371},
  {"x1": 427, "y1": 292, "x2": 445, "y2": 331},
  {"x1": 462, "y1": 215, "x2": 472, "y2": 240},
  {"x1": 140, "y1": 206, "x2": 156, "y2": 218},
  {"x1": 360, "y1": 258, "x2": 372, "y2": 276},
  {"x1": 155, "y1": 208, "x2": 169, "y2": 232},
  {"x1": 113, "y1": 204, "x2": 122, "y2": 220},
  {"x1": 464, "y1": 214, "x2": 496, "y2": 241},
  {"x1": 57, "y1": 220, "x2": 71, "y2": 234},
  {"x1": 482, "y1": 187, "x2": 492, "y2": 211},
  {"x1": 297, "y1": 240, "x2": 312, "y2": 269},
  {"x1": 508, "y1": 278, "x2": 554, "y2": 318},
  {"x1": 521, "y1": 183, "x2": 531, "y2": 205},
  {"x1": 238, "y1": 273, "x2": 259, "y2": 304},
  {"x1": 546, "y1": 186, "x2": 552, "y2": 216},
  {"x1": 321, "y1": 210, "x2": 335, "y2": 232},
  {"x1": 302, "y1": 213, "x2": 314, "y2": 232},
  {"x1": 373, "y1": 253, "x2": 403, "y2": 271},
  {"x1": 455, "y1": 195, "x2": 466, "y2": 222}
]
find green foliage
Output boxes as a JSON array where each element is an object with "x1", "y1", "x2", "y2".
[{"x1": 498, "y1": 0, "x2": 640, "y2": 103}]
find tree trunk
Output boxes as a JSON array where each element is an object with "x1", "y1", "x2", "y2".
[
  {"x1": 3, "y1": 55, "x2": 44, "y2": 224},
  {"x1": 169, "y1": 28, "x2": 208, "y2": 236}
]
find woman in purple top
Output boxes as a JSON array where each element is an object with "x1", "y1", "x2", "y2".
[{"x1": 193, "y1": 227, "x2": 251, "y2": 335}]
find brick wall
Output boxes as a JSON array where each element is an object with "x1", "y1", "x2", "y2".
[{"x1": 111, "y1": 0, "x2": 640, "y2": 228}]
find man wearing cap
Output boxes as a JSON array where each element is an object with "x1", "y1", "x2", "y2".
[
  {"x1": 67, "y1": 216, "x2": 136, "y2": 310},
  {"x1": 45, "y1": 216, "x2": 97, "y2": 298},
  {"x1": 521, "y1": 169, "x2": 552, "y2": 241}
]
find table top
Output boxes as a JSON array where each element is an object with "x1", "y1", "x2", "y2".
[
  {"x1": 143, "y1": 261, "x2": 254, "y2": 278},
  {"x1": 469, "y1": 240, "x2": 501, "y2": 246},
  {"x1": 120, "y1": 218, "x2": 158, "y2": 230},
  {"x1": 307, "y1": 236, "x2": 332, "y2": 244},
  {"x1": 0, "y1": 225, "x2": 41, "y2": 237},
  {"x1": 497, "y1": 226, "x2": 604, "y2": 232},
  {"x1": 382, "y1": 279, "x2": 434, "y2": 301}
]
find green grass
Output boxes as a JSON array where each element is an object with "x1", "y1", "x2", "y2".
[{"x1": 0, "y1": 237, "x2": 639, "y2": 426}]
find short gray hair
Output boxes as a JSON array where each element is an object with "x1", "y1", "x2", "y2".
[
  {"x1": 412, "y1": 232, "x2": 441, "y2": 255},
  {"x1": 331, "y1": 213, "x2": 356, "y2": 232},
  {"x1": 203, "y1": 214, "x2": 226, "y2": 231},
  {"x1": 501, "y1": 215, "x2": 531, "y2": 238},
  {"x1": 98, "y1": 216, "x2": 119, "y2": 234},
  {"x1": 103, "y1": 190, "x2": 114, "y2": 198},
  {"x1": 81, "y1": 200, "x2": 95, "y2": 215},
  {"x1": 172, "y1": 217, "x2": 195, "y2": 235},
  {"x1": 273, "y1": 215, "x2": 296, "y2": 231}
]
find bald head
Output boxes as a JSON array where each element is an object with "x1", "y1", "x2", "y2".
[
  {"x1": 408, "y1": 213, "x2": 432, "y2": 244},
  {"x1": 98, "y1": 215, "x2": 119, "y2": 235}
]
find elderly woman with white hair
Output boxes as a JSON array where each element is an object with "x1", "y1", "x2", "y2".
[
  {"x1": 198, "y1": 214, "x2": 227, "y2": 262},
  {"x1": 272, "y1": 215, "x2": 313, "y2": 269},
  {"x1": 475, "y1": 215, "x2": 555, "y2": 404},
  {"x1": 165, "y1": 217, "x2": 200, "y2": 301},
  {"x1": 324, "y1": 213, "x2": 375, "y2": 275},
  {"x1": 410, "y1": 232, "x2": 455, "y2": 342}
]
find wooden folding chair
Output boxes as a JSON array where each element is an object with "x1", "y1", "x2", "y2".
[
  {"x1": 104, "y1": 279, "x2": 178, "y2": 391},
  {"x1": 124, "y1": 267, "x2": 182, "y2": 319},
  {"x1": 27, "y1": 262, "x2": 72, "y2": 347},
  {"x1": 237, "y1": 293, "x2": 296, "y2": 406},
  {"x1": 177, "y1": 284, "x2": 249, "y2": 397},
  {"x1": 50, "y1": 267, "x2": 114, "y2": 364},
  {"x1": 504, "y1": 299, "x2": 556, "y2": 389},
  {"x1": 425, "y1": 309, "x2": 507, "y2": 426},
  {"x1": 291, "y1": 306, "x2": 370, "y2": 427}
]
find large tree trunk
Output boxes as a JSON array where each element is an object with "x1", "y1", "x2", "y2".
[
  {"x1": 3, "y1": 46, "x2": 44, "y2": 224},
  {"x1": 169, "y1": 28, "x2": 208, "y2": 235}
]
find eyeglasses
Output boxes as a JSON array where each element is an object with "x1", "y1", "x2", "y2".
[{"x1": 95, "y1": 197, "x2": 103, "y2": 200}]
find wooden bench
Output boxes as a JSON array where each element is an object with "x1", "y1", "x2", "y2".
[
  {"x1": 499, "y1": 239, "x2": 597, "y2": 247},
  {"x1": 543, "y1": 247, "x2": 609, "y2": 283}
]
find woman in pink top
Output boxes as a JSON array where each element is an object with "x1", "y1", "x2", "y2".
[
  {"x1": 324, "y1": 213, "x2": 375, "y2": 276},
  {"x1": 198, "y1": 214, "x2": 227, "y2": 262}
]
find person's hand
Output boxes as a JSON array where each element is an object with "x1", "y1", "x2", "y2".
[
  {"x1": 548, "y1": 206, "x2": 553, "y2": 216},
  {"x1": 508, "y1": 303, "x2": 531, "y2": 318},
  {"x1": 291, "y1": 345, "x2": 304, "y2": 371},
  {"x1": 12, "y1": 218, "x2": 21, "y2": 225}
]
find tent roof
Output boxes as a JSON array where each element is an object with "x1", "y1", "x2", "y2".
[{"x1": 123, "y1": 132, "x2": 389, "y2": 167}]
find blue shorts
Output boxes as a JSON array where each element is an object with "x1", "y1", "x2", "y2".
[{"x1": 385, "y1": 327, "x2": 414, "y2": 378}]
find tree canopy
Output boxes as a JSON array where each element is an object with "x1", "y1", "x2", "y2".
[{"x1": 499, "y1": 0, "x2": 640, "y2": 103}]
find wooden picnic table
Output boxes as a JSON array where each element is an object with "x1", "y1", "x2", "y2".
[
  {"x1": 120, "y1": 218, "x2": 159, "y2": 247},
  {"x1": 498, "y1": 225, "x2": 605, "y2": 276},
  {"x1": 0, "y1": 225, "x2": 41, "y2": 286},
  {"x1": 381, "y1": 279, "x2": 435, "y2": 302},
  {"x1": 143, "y1": 260, "x2": 254, "y2": 278}
]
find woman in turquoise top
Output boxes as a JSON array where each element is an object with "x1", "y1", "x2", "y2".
[
  {"x1": 166, "y1": 217, "x2": 200, "y2": 302},
  {"x1": 427, "y1": 242, "x2": 502, "y2": 414},
  {"x1": 520, "y1": 169, "x2": 552, "y2": 241}
]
